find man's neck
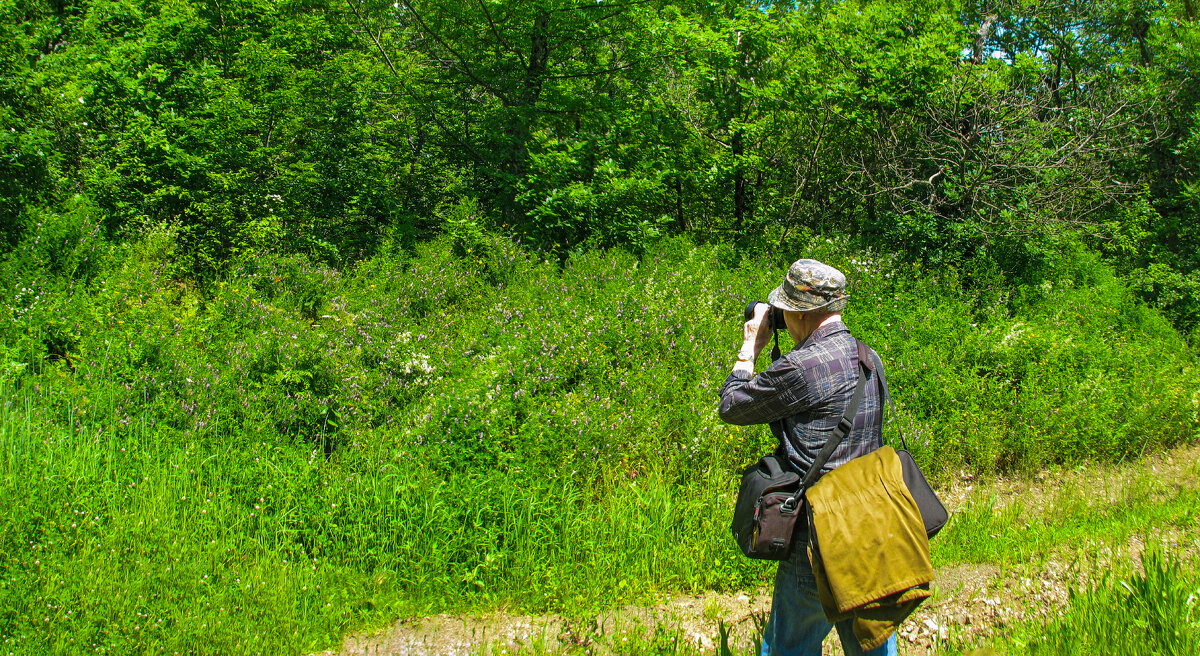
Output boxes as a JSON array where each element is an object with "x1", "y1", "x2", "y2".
[
  {"x1": 793, "y1": 312, "x2": 842, "y2": 344},
  {"x1": 816, "y1": 313, "x2": 842, "y2": 331}
]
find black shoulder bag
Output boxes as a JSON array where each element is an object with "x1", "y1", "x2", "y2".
[{"x1": 872, "y1": 348, "x2": 949, "y2": 538}]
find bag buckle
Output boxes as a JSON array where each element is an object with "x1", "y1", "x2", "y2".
[{"x1": 780, "y1": 497, "x2": 799, "y2": 515}]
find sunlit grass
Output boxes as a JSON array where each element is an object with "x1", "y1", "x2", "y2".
[
  {"x1": 941, "y1": 547, "x2": 1200, "y2": 655},
  {"x1": 932, "y1": 466, "x2": 1200, "y2": 567}
]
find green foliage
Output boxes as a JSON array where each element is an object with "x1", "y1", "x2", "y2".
[
  {"x1": 1, "y1": 235, "x2": 1197, "y2": 652},
  {"x1": 1, "y1": 0, "x2": 438, "y2": 271},
  {"x1": 2, "y1": 0, "x2": 1199, "y2": 331},
  {"x1": 933, "y1": 469, "x2": 1200, "y2": 566},
  {"x1": 3, "y1": 0, "x2": 1200, "y2": 648},
  {"x1": 519, "y1": 150, "x2": 671, "y2": 254}
]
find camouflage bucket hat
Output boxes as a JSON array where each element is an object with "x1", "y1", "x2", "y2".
[{"x1": 767, "y1": 258, "x2": 849, "y2": 313}]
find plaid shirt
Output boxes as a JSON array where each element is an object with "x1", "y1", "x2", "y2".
[{"x1": 718, "y1": 321, "x2": 885, "y2": 477}]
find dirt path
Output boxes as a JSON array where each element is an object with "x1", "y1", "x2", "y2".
[{"x1": 320, "y1": 443, "x2": 1200, "y2": 656}]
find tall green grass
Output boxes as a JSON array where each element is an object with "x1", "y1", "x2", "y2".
[
  {"x1": 0, "y1": 388, "x2": 752, "y2": 653},
  {"x1": 1, "y1": 226, "x2": 1197, "y2": 652}
]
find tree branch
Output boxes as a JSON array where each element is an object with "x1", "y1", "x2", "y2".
[{"x1": 399, "y1": 0, "x2": 511, "y2": 103}]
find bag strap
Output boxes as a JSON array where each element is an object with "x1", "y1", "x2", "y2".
[{"x1": 873, "y1": 347, "x2": 909, "y2": 452}]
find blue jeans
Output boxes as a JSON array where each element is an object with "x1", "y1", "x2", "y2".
[{"x1": 760, "y1": 547, "x2": 898, "y2": 656}]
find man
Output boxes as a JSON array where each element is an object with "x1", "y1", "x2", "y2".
[{"x1": 718, "y1": 258, "x2": 895, "y2": 656}]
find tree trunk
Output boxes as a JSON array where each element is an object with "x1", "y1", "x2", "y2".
[
  {"x1": 733, "y1": 127, "x2": 746, "y2": 231},
  {"x1": 972, "y1": 15, "x2": 996, "y2": 64},
  {"x1": 1131, "y1": 12, "x2": 1153, "y2": 65},
  {"x1": 501, "y1": 10, "x2": 550, "y2": 223},
  {"x1": 675, "y1": 176, "x2": 685, "y2": 232}
]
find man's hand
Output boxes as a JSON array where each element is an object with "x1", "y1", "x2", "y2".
[{"x1": 733, "y1": 303, "x2": 772, "y2": 375}]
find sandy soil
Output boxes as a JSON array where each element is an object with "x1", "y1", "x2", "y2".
[{"x1": 317, "y1": 442, "x2": 1200, "y2": 656}]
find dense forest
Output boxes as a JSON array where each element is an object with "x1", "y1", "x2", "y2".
[
  {"x1": 3, "y1": 0, "x2": 1199, "y2": 325},
  {"x1": 2, "y1": 0, "x2": 1200, "y2": 654}
]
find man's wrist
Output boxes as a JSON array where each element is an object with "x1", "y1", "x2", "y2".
[
  {"x1": 738, "y1": 339, "x2": 759, "y2": 361},
  {"x1": 732, "y1": 351, "x2": 756, "y2": 375}
]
